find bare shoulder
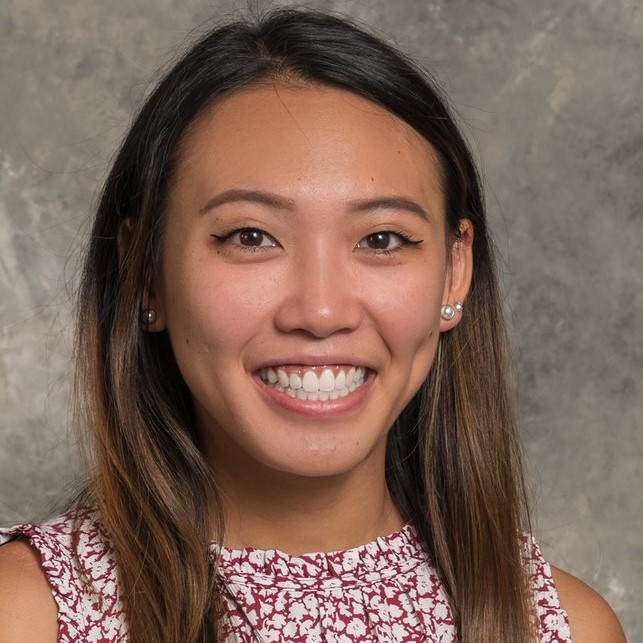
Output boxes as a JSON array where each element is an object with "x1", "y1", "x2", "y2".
[
  {"x1": 551, "y1": 566, "x2": 626, "y2": 643},
  {"x1": 0, "y1": 540, "x2": 58, "y2": 642}
]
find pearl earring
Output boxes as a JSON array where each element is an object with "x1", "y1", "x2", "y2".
[
  {"x1": 441, "y1": 304, "x2": 456, "y2": 320},
  {"x1": 441, "y1": 301, "x2": 463, "y2": 321},
  {"x1": 141, "y1": 308, "x2": 157, "y2": 325}
]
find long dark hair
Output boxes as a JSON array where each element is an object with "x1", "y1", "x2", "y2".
[{"x1": 75, "y1": 8, "x2": 533, "y2": 642}]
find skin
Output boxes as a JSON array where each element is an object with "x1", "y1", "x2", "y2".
[
  {"x1": 149, "y1": 84, "x2": 473, "y2": 553},
  {"x1": 0, "y1": 85, "x2": 626, "y2": 642}
]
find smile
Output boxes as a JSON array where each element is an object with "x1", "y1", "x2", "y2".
[{"x1": 258, "y1": 365, "x2": 367, "y2": 401}]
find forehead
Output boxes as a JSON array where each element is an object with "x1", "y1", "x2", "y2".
[{"x1": 171, "y1": 83, "x2": 444, "y2": 215}]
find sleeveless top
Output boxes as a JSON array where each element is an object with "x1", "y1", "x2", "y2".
[{"x1": 0, "y1": 507, "x2": 572, "y2": 642}]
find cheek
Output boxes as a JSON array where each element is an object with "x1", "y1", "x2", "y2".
[
  {"x1": 161, "y1": 256, "x2": 279, "y2": 359},
  {"x1": 364, "y1": 263, "x2": 445, "y2": 409},
  {"x1": 363, "y1": 265, "x2": 445, "y2": 350}
]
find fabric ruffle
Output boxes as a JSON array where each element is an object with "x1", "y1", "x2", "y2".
[
  {"x1": 209, "y1": 524, "x2": 456, "y2": 641},
  {"x1": 210, "y1": 523, "x2": 426, "y2": 587}
]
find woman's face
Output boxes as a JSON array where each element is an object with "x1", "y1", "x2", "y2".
[{"x1": 150, "y1": 84, "x2": 471, "y2": 479}]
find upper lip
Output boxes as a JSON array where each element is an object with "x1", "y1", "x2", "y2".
[{"x1": 253, "y1": 355, "x2": 377, "y2": 371}]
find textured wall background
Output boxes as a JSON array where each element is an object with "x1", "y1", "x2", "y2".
[{"x1": 1, "y1": 0, "x2": 640, "y2": 637}]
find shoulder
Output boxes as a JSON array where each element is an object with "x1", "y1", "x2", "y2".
[
  {"x1": 0, "y1": 508, "x2": 127, "y2": 642},
  {"x1": 551, "y1": 566, "x2": 626, "y2": 643},
  {"x1": 0, "y1": 539, "x2": 58, "y2": 642}
]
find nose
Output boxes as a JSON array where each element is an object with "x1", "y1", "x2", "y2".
[{"x1": 273, "y1": 243, "x2": 363, "y2": 338}]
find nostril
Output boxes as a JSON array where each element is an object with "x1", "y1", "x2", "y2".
[{"x1": 273, "y1": 300, "x2": 363, "y2": 338}]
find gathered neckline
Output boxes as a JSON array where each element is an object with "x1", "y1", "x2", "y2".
[{"x1": 209, "y1": 523, "x2": 427, "y2": 587}]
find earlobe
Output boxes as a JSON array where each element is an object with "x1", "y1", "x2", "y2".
[
  {"x1": 439, "y1": 219, "x2": 474, "y2": 332},
  {"x1": 141, "y1": 307, "x2": 158, "y2": 326},
  {"x1": 140, "y1": 307, "x2": 166, "y2": 333},
  {"x1": 141, "y1": 283, "x2": 166, "y2": 332},
  {"x1": 119, "y1": 218, "x2": 166, "y2": 332}
]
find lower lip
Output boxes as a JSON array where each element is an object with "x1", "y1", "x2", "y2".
[{"x1": 253, "y1": 372, "x2": 375, "y2": 418}]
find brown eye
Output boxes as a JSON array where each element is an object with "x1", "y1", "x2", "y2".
[
  {"x1": 365, "y1": 232, "x2": 392, "y2": 249},
  {"x1": 356, "y1": 231, "x2": 407, "y2": 252},
  {"x1": 211, "y1": 227, "x2": 279, "y2": 249},
  {"x1": 238, "y1": 229, "x2": 268, "y2": 246}
]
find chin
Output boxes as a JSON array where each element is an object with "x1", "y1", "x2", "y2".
[{"x1": 255, "y1": 434, "x2": 384, "y2": 479}]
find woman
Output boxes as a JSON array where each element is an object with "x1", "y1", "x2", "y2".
[{"x1": 0, "y1": 8, "x2": 625, "y2": 643}]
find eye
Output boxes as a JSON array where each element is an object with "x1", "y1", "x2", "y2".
[
  {"x1": 211, "y1": 227, "x2": 278, "y2": 250},
  {"x1": 357, "y1": 232, "x2": 400, "y2": 251},
  {"x1": 232, "y1": 229, "x2": 276, "y2": 248},
  {"x1": 355, "y1": 231, "x2": 416, "y2": 253}
]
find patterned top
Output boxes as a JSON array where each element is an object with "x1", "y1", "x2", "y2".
[{"x1": 0, "y1": 507, "x2": 572, "y2": 642}]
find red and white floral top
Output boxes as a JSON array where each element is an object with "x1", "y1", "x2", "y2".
[{"x1": 0, "y1": 508, "x2": 571, "y2": 642}]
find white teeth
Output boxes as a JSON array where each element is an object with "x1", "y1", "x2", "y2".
[
  {"x1": 319, "y1": 369, "x2": 335, "y2": 392},
  {"x1": 277, "y1": 368, "x2": 289, "y2": 388},
  {"x1": 260, "y1": 365, "x2": 368, "y2": 401},
  {"x1": 289, "y1": 373, "x2": 302, "y2": 389},
  {"x1": 302, "y1": 371, "x2": 319, "y2": 393}
]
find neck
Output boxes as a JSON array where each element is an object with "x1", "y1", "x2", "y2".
[{"x1": 210, "y1": 447, "x2": 404, "y2": 555}]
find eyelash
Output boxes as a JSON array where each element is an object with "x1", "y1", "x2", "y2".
[
  {"x1": 210, "y1": 227, "x2": 423, "y2": 255},
  {"x1": 210, "y1": 228, "x2": 279, "y2": 252},
  {"x1": 355, "y1": 229, "x2": 423, "y2": 256}
]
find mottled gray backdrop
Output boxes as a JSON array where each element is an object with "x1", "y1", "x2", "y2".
[{"x1": 1, "y1": 0, "x2": 640, "y2": 637}]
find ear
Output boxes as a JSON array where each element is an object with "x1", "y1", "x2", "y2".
[
  {"x1": 440, "y1": 219, "x2": 474, "y2": 332},
  {"x1": 117, "y1": 218, "x2": 166, "y2": 332}
]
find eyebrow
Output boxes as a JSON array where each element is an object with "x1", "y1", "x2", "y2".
[
  {"x1": 199, "y1": 189, "x2": 429, "y2": 221},
  {"x1": 349, "y1": 196, "x2": 429, "y2": 221},
  {"x1": 199, "y1": 189, "x2": 295, "y2": 214}
]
